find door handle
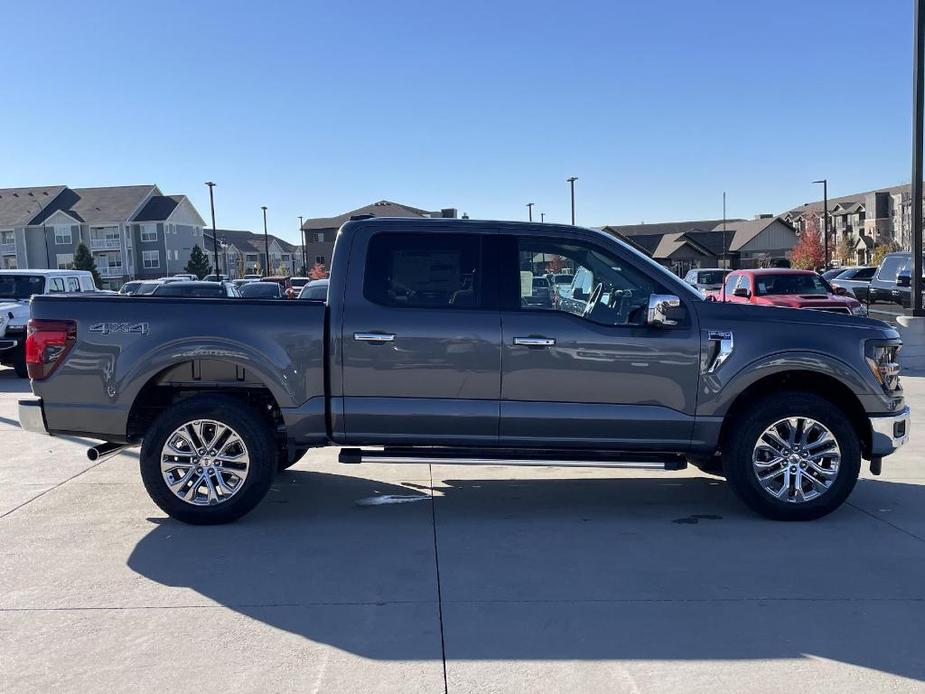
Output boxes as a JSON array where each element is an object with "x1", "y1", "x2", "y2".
[
  {"x1": 513, "y1": 336, "x2": 556, "y2": 347},
  {"x1": 354, "y1": 332, "x2": 396, "y2": 342}
]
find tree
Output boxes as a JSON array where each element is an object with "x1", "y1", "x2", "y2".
[
  {"x1": 871, "y1": 240, "x2": 902, "y2": 267},
  {"x1": 790, "y1": 226, "x2": 825, "y2": 270},
  {"x1": 836, "y1": 236, "x2": 855, "y2": 266},
  {"x1": 73, "y1": 242, "x2": 102, "y2": 287},
  {"x1": 308, "y1": 262, "x2": 328, "y2": 280},
  {"x1": 185, "y1": 244, "x2": 212, "y2": 279}
]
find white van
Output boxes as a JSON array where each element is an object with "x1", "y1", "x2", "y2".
[{"x1": 0, "y1": 269, "x2": 98, "y2": 377}]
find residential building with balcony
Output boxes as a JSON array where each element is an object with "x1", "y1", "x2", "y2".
[
  {"x1": 204, "y1": 229, "x2": 300, "y2": 279},
  {"x1": 0, "y1": 184, "x2": 206, "y2": 288}
]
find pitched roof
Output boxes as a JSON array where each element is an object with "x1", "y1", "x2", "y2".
[
  {"x1": 784, "y1": 183, "x2": 914, "y2": 217},
  {"x1": 133, "y1": 194, "x2": 182, "y2": 221},
  {"x1": 0, "y1": 186, "x2": 67, "y2": 227},
  {"x1": 301, "y1": 200, "x2": 454, "y2": 230},
  {"x1": 206, "y1": 228, "x2": 298, "y2": 255},
  {"x1": 710, "y1": 217, "x2": 794, "y2": 251},
  {"x1": 32, "y1": 185, "x2": 158, "y2": 224},
  {"x1": 602, "y1": 219, "x2": 738, "y2": 238}
]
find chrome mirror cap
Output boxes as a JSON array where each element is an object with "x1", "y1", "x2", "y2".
[{"x1": 647, "y1": 294, "x2": 681, "y2": 327}]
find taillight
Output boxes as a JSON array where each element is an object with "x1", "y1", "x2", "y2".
[{"x1": 25, "y1": 319, "x2": 77, "y2": 380}]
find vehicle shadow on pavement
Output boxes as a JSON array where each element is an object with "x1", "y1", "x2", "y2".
[{"x1": 127, "y1": 470, "x2": 925, "y2": 679}]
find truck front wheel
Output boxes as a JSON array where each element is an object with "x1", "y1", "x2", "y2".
[
  {"x1": 722, "y1": 392, "x2": 861, "y2": 521},
  {"x1": 140, "y1": 395, "x2": 276, "y2": 524}
]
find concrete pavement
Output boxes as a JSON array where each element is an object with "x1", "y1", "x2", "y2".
[{"x1": 1, "y1": 367, "x2": 924, "y2": 693}]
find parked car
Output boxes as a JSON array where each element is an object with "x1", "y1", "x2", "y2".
[
  {"x1": 0, "y1": 269, "x2": 98, "y2": 377},
  {"x1": 683, "y1": 267, "x2": 730, "y2": 294},
  {"x1": 134, "y1": 281, "x2": 162, "y2": 296},
  {"x1": 522, "y1": 274, "x2": 558, "y2": 308},
  {"x1": 240, "y1": 281, "x2": 286, "y2": 299},
  {"x1": 263, "y1": 275, "x2": 296, "y2": 298},
  {"x1": 119, "y1": 281, "x2": 143, "y2": 295},
  {"x1": 152, "y1": 281, "x2": 239, "y2": 298},
  {"x1": 232, "y1": 278, "x2": 257, "y2": 289},
  {"x1": 821, "y1": 268, "x2": 847, "y2": 280},
  {"x1": 19, "y1": 218, "x2": 908, "y2": 525},
  {"x1": 243, "y1": 274, "x2": 262, "y2": 280},
  {"x1": 290, "y1": 277, "x2": 311, "y2": 292},
  {"x1": 297, "y1": 279, "x2": 329, "y2": 301},
  {"x1": 717, "y1": 269, "x2": 866, "y2": 315},
  {"x1": 863, "y1": 252, "x2": 924, "y2": 307},
  {"x1": 828, "y1": 266, "x2": 877, "y2": 299}
]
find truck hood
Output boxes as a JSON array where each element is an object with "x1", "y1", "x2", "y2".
[
  {"x1": 700, "y1": 298, "x2": 892, "y2": 333},
  {"x1": 757, "y1": 294, "x2": 860, "y2": 309},
  {"x1": 0, "y1": 300, "x2": 30, "y2": 329}
]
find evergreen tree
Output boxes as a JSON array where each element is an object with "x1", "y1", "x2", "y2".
[
  {"x1": 73, "y1": 242, "x2": 102, "y2": 287},
  {"x1": 185, "y1": 244, "x2": 212, "y2": 279}
]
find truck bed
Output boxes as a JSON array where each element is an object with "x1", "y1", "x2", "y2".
[{"x1": 29, "y1": 295, "x2": 328, "y2": 442}]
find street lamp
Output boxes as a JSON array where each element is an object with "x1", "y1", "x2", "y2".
[
  {"x1": 812, "y1": 179, "x2": 829, "y2": 268},
  {"x1": 566, "y1": 177, "x2": 578, "y2": 225},
  {"x1": 261, "y1": 206, "x2": 269, "y2": 277},
  {"x1": 540, "y1": 212, "x2": 545, "y2": 223},
  {"x1": 526, "y1": 202, "x2": 534, "y2": 222},
  {"x1": 298, "y1": 215, "x2": 306, "y2": 275},
  {"x1": 205, "y1": 182, "x2": 219, "y2": 280},
  {"x1": 722, "y1": 192, "x2": 728, "y2": 268}
]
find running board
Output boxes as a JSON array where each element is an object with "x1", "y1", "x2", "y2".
[{"x1": 339, "y1": 447, "x2": 687, "y2": 470}]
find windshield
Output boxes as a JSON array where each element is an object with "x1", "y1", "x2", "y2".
[
  {"x1": 613, "y1": 236, "x2": 703, "y2": 300},
  {"x1": 754, "y1": 273, "x2": 829, "y2": 296},
  {"x1": 697, "y1": 270, "x2": 726, "y2": 285},
  {"x1": 300, "y1": 284, "x2": 328, "y2": 300},
  {"x1": 241, "y1": 283, "x2": 281, "y2": 298},
  {"x1": 0, "y1": 275, "x2": 45, "y2": 300},
  {"x1": 154, "y1": 284, "x2": 224, "y2": 297}
]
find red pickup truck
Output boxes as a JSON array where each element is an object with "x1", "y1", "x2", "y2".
[{"x1": 710, "y1": 269, "x2": 866, "y2": 315}]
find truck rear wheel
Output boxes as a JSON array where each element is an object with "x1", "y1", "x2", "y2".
[
  {"x1": 722, "y1": 392, "x2": 861, "y2": 521},
  {"x1": 12, "y1": 344, "x2": 28, "y2": 379},
  {"x1": 140, "y1": 395, "x2": 275, "y2": 524}
]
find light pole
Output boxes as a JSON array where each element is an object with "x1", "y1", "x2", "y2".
[
  {"x1": 567, "y1": 177, "x2": 578, "y2": 225},
  {"x1": 298, "y1": 215, "x2": 306, "y2": 274},
  {"x1": 540, "y1": 212, "x2": 545, "y2": 223},
  {"x1": 526, "y1": 202, "x2": 534, "y2": 222},
  {"x1": 813, "y1": 179, "x2": 829, "y2": 268},
  {"x1": 722, "y1": 192, "x2": 728, "y2": 268},
  {"x1": 205, "y1": 182, "x2": 219, "y2": 280},
  {"x1": 261, "y1": 206, "x2": 269, "y2": 276},
  {"x1": 913, "y1": 0, "x2": 924, "y2": 316}
]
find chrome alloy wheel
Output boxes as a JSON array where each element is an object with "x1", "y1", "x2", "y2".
[
  {"x1": 752, "y1": 417, "x2": 841, "y2": 503},
  {"x1": 160, "y1": 419, "x2": 250, "y2": 506}
]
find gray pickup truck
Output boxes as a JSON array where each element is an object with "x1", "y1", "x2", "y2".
[{"x1": 18, "y1": 218, "x2": 910, "y2": 524}]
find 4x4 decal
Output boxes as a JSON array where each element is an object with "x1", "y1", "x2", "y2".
[{"x1": 88, "y1": 322, "x2": 149, "y2": 336}]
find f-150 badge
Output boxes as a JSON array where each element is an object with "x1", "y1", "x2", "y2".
[{"x1": 88, "y1": 322, "x2": 149, "y2": 336}]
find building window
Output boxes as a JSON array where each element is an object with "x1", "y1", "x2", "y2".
[
  {"x1": 314, "y1": 232, "x2": 324, "y2": 242},
  {"x1": 141, "y1": 224, "x2": 158, "y2": 242},
  {"x1": 55, "y1": 226, "x2": 72, "y2": 245},
  {"x1": 142, "y1": 250, "x2": 160, "y2": 269},
  {"x1": 56, "y1": 253, "x2": 75, "y2": 269},
  {"x1": 315, "y1": 255, "x2": 326, "y2": 265},
  {"x1": 2, "y1": 230, "x2": 15, "y2": 245},
  {"x1": 3, "y1": 256, "x2": 17, "y2": 269}
]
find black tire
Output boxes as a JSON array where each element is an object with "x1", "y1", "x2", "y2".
[
  {"x1": 688, "y1": 454, "x2": 725, "y2": 478},
  {"x1": 12, "y1": 345, "x2": 28, "y2": 379},
  {"x1": 722, "y1": 392, "x2": 861, "y2": 521},
  {"x1": 140, "y1": 395, "x2": 276, "y2": 524},
  {"x1": 277, "y1": 447, "x2": 308, "y2": 472}
]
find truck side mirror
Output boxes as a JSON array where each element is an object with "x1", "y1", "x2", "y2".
[
  {"x1": 833, "y1": 286, "x2": 848, "y2": 296},
  {"x1": 897, "y1": 273, "x2": 912, "y2": 288},
  {"x1": 732, "y1": 287, "x2": 751, "y2": 298},
  {"x1": 647, "y1": 294, "x2": 682, "y2": 327}
]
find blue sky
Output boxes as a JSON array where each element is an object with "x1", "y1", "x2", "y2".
[{"x1": 0, "y1": 0, "x2": 915, "y2": 242}]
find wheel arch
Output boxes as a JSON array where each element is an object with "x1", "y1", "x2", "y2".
[{"x1": 717, "y1": 370, "x2": 872, "y2": 458}]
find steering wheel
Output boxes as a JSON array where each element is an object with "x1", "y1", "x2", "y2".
[{"x1": 583, "y1": 283, "x2": 603, "y2": 318}]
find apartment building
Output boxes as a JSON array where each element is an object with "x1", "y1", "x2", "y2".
[
  {"x1": 205, "y1": 228, "x2": 300, "y2": 278},
  {"x1": 0, "y1": 184, "x2": 206, "y2": 288},
  {"x1": 783, "y1": 183, "x2": 923, "y2": 265}
]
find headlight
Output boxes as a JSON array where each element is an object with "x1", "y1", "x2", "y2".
[
  {"x1": 850, "y1": 304, "x2": 867, "y2": 316},
  {"x1": 865, "y1": 340, "x2": 902, "y2": 392}
]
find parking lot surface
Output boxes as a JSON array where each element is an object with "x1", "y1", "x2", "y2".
[{"x1": 1, "y1": 367, "x2": 924, "y2": 693}]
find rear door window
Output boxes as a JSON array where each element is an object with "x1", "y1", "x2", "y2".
[
  {"x1": 66, "y1": 277, "x2": 80, "y2": 292},
  {"x1": 365, "y1": 233, "x2": 484, "y2": 309},
  {"x1": 48, "y1": 278, "x2": 66, "y2": 293}
]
